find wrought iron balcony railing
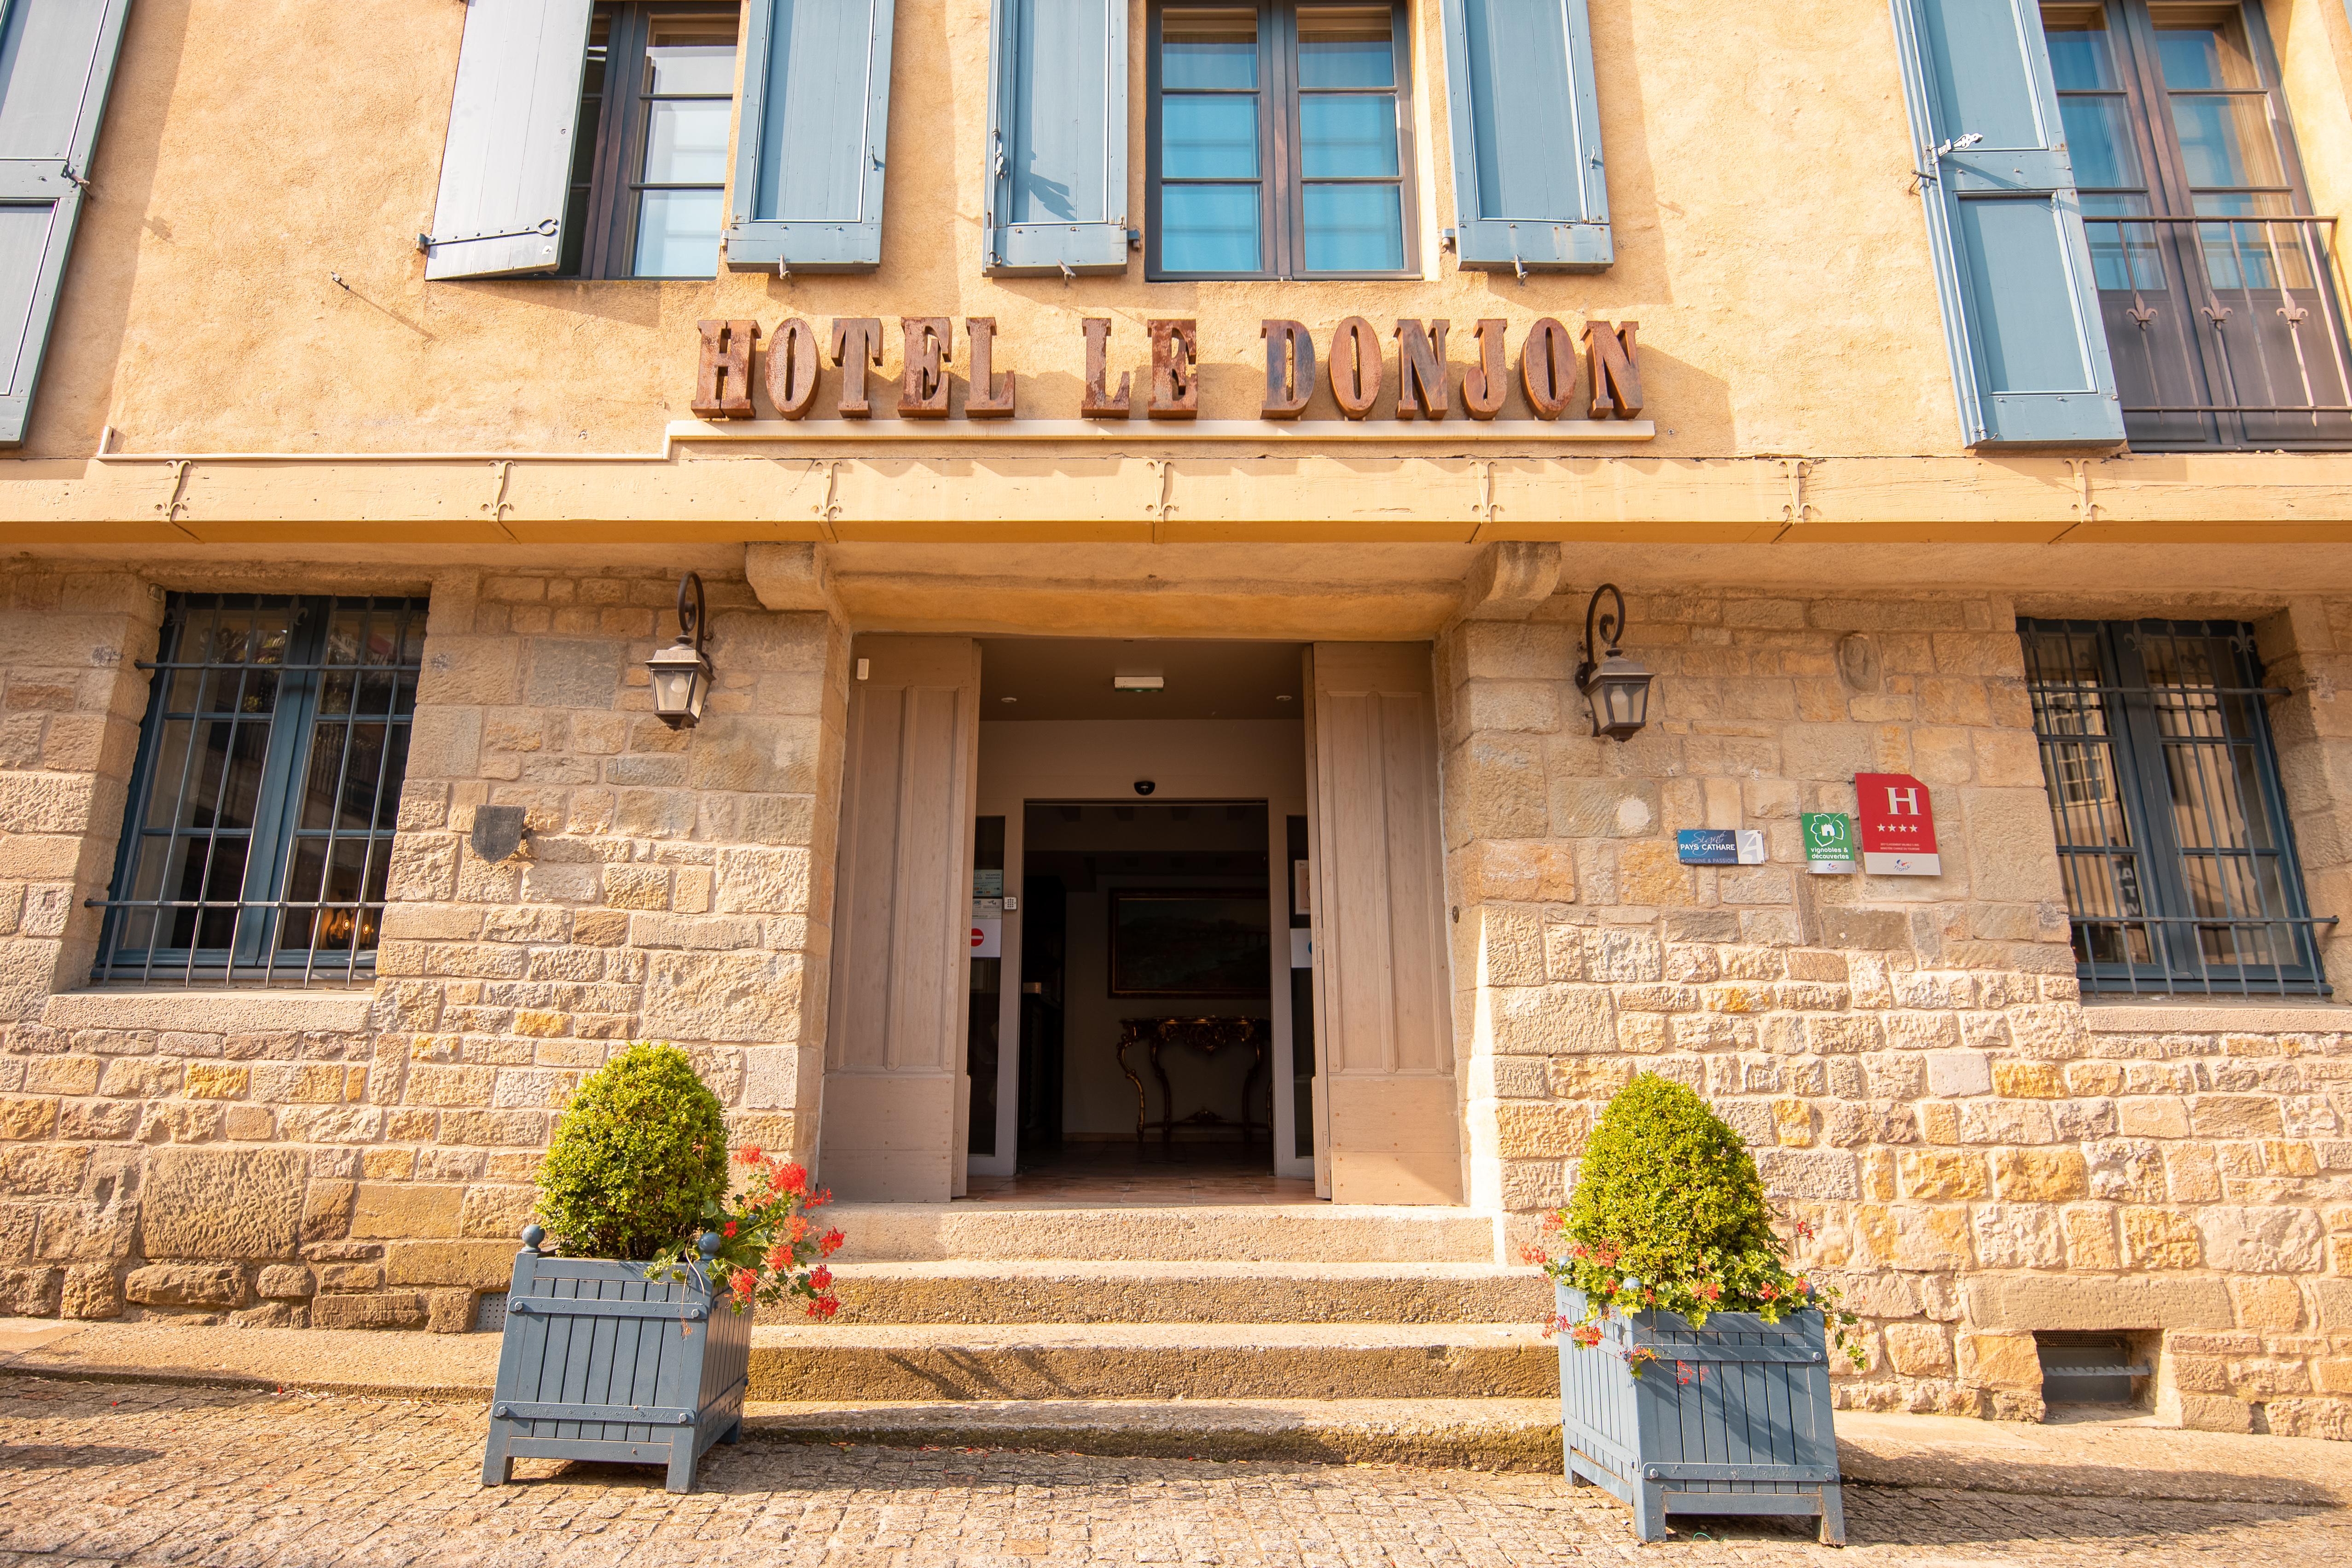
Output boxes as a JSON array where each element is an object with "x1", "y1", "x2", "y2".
[{"x1": 2085, "y1": 213, "x2": 2352, "y2": 450}]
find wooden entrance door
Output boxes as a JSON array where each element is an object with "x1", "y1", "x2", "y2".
[
  {"x1": 1304, "y1": 643, "x2": 1461, "y2": 1203},
  {"x1": 819, "y1": 636, "x2": 981, "y2": 1200}
]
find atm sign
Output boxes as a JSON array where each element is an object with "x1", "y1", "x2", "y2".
[{"x1": 1854, "y1": 772, "x2": 1940, "y2": 877}]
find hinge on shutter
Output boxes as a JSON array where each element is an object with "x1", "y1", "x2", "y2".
[
  {"x1": 1914, "y1": 131, "x2": 1984, "y2": 189},
  {"x1": 416, "y1": 218, "x2": 560, "y2": 252}
]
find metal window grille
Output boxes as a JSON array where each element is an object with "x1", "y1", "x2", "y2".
[
  {"x1": 91, "y1": 593, "x2": 425, "y2": 987},
  {"x1": 2020, "y1": 618, "x2": 2331, "y2": 996}
]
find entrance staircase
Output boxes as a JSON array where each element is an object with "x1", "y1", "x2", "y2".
[{"x1": 740, "y1": 1202, "x2": 1563, "y2": 1469}]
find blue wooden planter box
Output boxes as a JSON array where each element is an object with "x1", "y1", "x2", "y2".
[
  {"x1": 1556, "y1": 1283, "x2": 1845, "y2": 1543},
  {"x1": 482, "y1": 1227, "x2": 752, "y2": 1494}
]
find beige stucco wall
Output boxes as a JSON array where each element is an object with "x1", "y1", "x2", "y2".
[
  {"x1": 26, "y1": 0, "x2": 1965, "y2": 455},
  {"x1": 0, "y1": 0, "x2": 2331, "y2": 465}
]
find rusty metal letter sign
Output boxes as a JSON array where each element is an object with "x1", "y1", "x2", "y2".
[
  {"x1": 1080, "y1": 317, "x2": 1132, "y2": 418},
  {"x1": 687, "y1": 316, "x2": 1646, "y2": 424},
  {"x1": 1148, "y1": 319, "x2": 1199, "y2": 420},
  {"x1": 692, "y1": 319, "x2": 757, "y2": 419},
  {"x1": 898, "y1": 317, "x2": 952, "y2": 419}
]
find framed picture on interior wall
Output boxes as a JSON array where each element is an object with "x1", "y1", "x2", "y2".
[{"x1": 1109, "y1": 889, "x2": 1271, "y2": 997}]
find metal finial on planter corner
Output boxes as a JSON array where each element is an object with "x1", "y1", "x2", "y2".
[
  {"x1": 520, "y1": 1224, "x2": 545, "y2": 1252},
  {"x1": 697, "y1": 1232, "x2": 725, "y2": 1259}
]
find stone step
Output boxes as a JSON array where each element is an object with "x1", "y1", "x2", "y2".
[
  {"x1": 821, "y1": 1203, "x2": 1504, "y2": 1264},
  {"x1": 744, "y1": 1322, "x2": 1554, "y2": 1401},
  {"x1": 795, "y1": 1260, "x2": 1552, "y2": 1325},
  {"x1": 738, "y1": 1397, "x2": 1564, "y2": 1473}
]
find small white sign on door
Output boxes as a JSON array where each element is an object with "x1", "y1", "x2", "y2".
[{"x1": 971, "y1": 898, "x2": 1003, "y2": 958}]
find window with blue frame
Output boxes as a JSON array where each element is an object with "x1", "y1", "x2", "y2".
[
  {"x1": 2020, "y1": 617, "x2": 2329, "y2": 996},
  {"x1": 556, "y1": 4, "x2": 741, "y2": 279},
  {"x1": 1147, "y1": 0, "x2": 1417, "y2": 279},
  {"x1": 2043, "y1": 0, "x2": 2352, "y2": 450},
  {"x1": 95, "y1": 595, "x2": 424, "y2": 986}
]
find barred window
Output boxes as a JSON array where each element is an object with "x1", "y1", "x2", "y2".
[
  {"x1": 96, "y1": 594, "x2": 425, "y2": 986},
  {"x1": 2021, "y1": 617, "x2": 2329, "y2": 995}
]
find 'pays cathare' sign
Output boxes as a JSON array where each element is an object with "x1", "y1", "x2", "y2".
[{"x1": 689, "y1": 316, "x2": 1643, "y2": 424}]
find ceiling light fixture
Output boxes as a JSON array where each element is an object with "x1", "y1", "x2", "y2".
[{"x1": 1113, "y1": 674, "x2": 1165, "y2": 693}]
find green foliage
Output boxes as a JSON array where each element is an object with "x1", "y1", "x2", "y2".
[
  {"x1": 1535, "y1": 1073, "x2": 1861, "y2": 1367},
  {"x1": 535, "y1": 1043, "x2": 729, "y2": 1260},
  {"x1": 1565, "y1": 1072, "x2": 1779, "y2": 1288}
]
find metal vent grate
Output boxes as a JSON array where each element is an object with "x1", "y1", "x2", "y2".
[{"x1": 2037, "y1": 1333, "x2": 2149, "y2": 1406}]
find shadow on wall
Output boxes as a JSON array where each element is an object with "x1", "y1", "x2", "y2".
[{"x1": 33, "y1": 0, "x2": 188, "y2": 457}]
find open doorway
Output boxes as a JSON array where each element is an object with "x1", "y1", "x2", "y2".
[{"x1": 965, "y1": 638, "x2": 1315, "y2": 1200}]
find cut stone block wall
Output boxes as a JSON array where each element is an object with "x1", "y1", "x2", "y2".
[
  {"x1": 1439, "y1": 587, "x2": 2352, "y2": 1440},
  {"x1": 0, "y1": 564, "x2": 847, "y2": 1330}
]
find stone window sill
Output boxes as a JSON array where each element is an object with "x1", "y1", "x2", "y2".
[
  {"x1": 41, "y1": 987, "x2": 377, "y2": 1034},
  {"x1": 2080, "y1": 997, "x2": 2346, "y2": 1035}
]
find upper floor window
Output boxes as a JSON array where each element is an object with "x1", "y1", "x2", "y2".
[
  {"x1": 558, "y1": 4, "x2": 739, "y2": 279},
  {"x1": 1147, "y1": 0, "x2": 1417, "y2": 279},
  {"x1": 2021, "y1": 617, "x2": 2327, "y2": 997},
  {"x1": 96, "y1": 596, "x2": 424, "y2": 987},
  {"x1": 2044, "y1": 1, "x2": 2352, "y2": 449}
]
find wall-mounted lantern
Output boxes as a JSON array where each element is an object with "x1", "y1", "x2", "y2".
[
  {"x1": 647, "y1": 571, "x2": 714, "y2": 729},
  {"x1": 1576, "y1": 583, "x2": 1653, "y2": 742}
]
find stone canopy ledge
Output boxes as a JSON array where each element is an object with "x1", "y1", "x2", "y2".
[
  {"x1": 41, "y1": 987, "x2": 377, "y2": 1035},
  {"x1": 2079, "y1": 999, "x2": 2348, "y2": 1035}
]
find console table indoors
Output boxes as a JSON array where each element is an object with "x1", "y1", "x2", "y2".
[{"x1": 1116, "y1": 1016, "x2": 1271, "y2": 1155}]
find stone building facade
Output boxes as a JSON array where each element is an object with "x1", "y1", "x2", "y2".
[{"x1": 1, "y1": 0, "x2": 2351, "y2": 1445}]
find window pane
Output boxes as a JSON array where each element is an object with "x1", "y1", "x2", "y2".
[
  {"x1": 1299, "y1": 93, "x2": 1398, "y2": 178},
  {"x1": 2057, "y1": 95, "x2": 2143, "y2": 190},
  {"x1": 1162, "y1": 6, "x2": 1257, "y2": 89},
  {"x1": 633, "y1": 188, "x2": 723, "y2": 276},
  {"x1": 1161, "y1": 183, "x2": 1261, "y2": 271},
  {"x1": 645, "y1": 40, "x2": 735, "y2": 95},
  {"x1": 1297, "y1": 4, "x2": 1393, "y2": 87},
  {"x1": 2043, "y1": 11, "x2": 2120, "y2": 91},
  {"x1": 1163, "y1": 93, "x2": 1260, "y2": 179},
  {"x1": 2155, "y1": 17, "x2": 2262, "y2": 91},
  {"x1": 644, "y1": 98, "x2": 731, "y2": 184},
  {"x1": 1302, "y1": 182, "x2": 1403, "y2": 270},
  {"x1": 2080, "y1": 192, "x2": 2162, "y2": 290},
  {"x1": 2168, "y1": 92, "x2": 2287, "y2": 189}
]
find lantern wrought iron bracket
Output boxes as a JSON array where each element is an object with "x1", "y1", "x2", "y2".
[
  {"x1": 647, "y1": 571, "x2": 714, "y2": 730},
  {"x1": 1576, "y1": 582, "x2": 1654, "y2": 742}
]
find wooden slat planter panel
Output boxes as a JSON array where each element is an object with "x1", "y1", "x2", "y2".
[
  {"x1": 1556, "y1": 1283, "x2": 1844, "y2": 1543},
  {"x1": 482, "y1": 1235, "x2": 752, "y2": 1494}
]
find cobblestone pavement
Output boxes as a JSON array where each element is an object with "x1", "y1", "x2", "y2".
[{"x1": 1, "y1": 1380, "x2": 2346, "y2": 1567}]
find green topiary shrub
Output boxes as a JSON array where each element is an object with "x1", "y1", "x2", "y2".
[
  {"x1": 1536, "y1": 1072, "x2": 1859, "y2": 1364},
  {"x1": 535, "y1": 1042, "x2": 729, "y2": 1260}
]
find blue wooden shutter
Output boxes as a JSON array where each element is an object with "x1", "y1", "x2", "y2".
[
  {"x1": 422, "y1": 0, "x2": 594, "y2": 281},
  {"x1": 1890, "y1": 0, "x2": 2122, "y2": 447},
  {"x1": 983, "y1": 0, "x2": 1127, "y2": 275},
  {"x1": 0, "y1": 0, "x2": 133, "y2": 447},
  {"x1": 727, "y1": 0, "x2": 895, "y2": 273},
  {"x1": 1438, "y1": 0, "x2": 1610, "y2": 272}
]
